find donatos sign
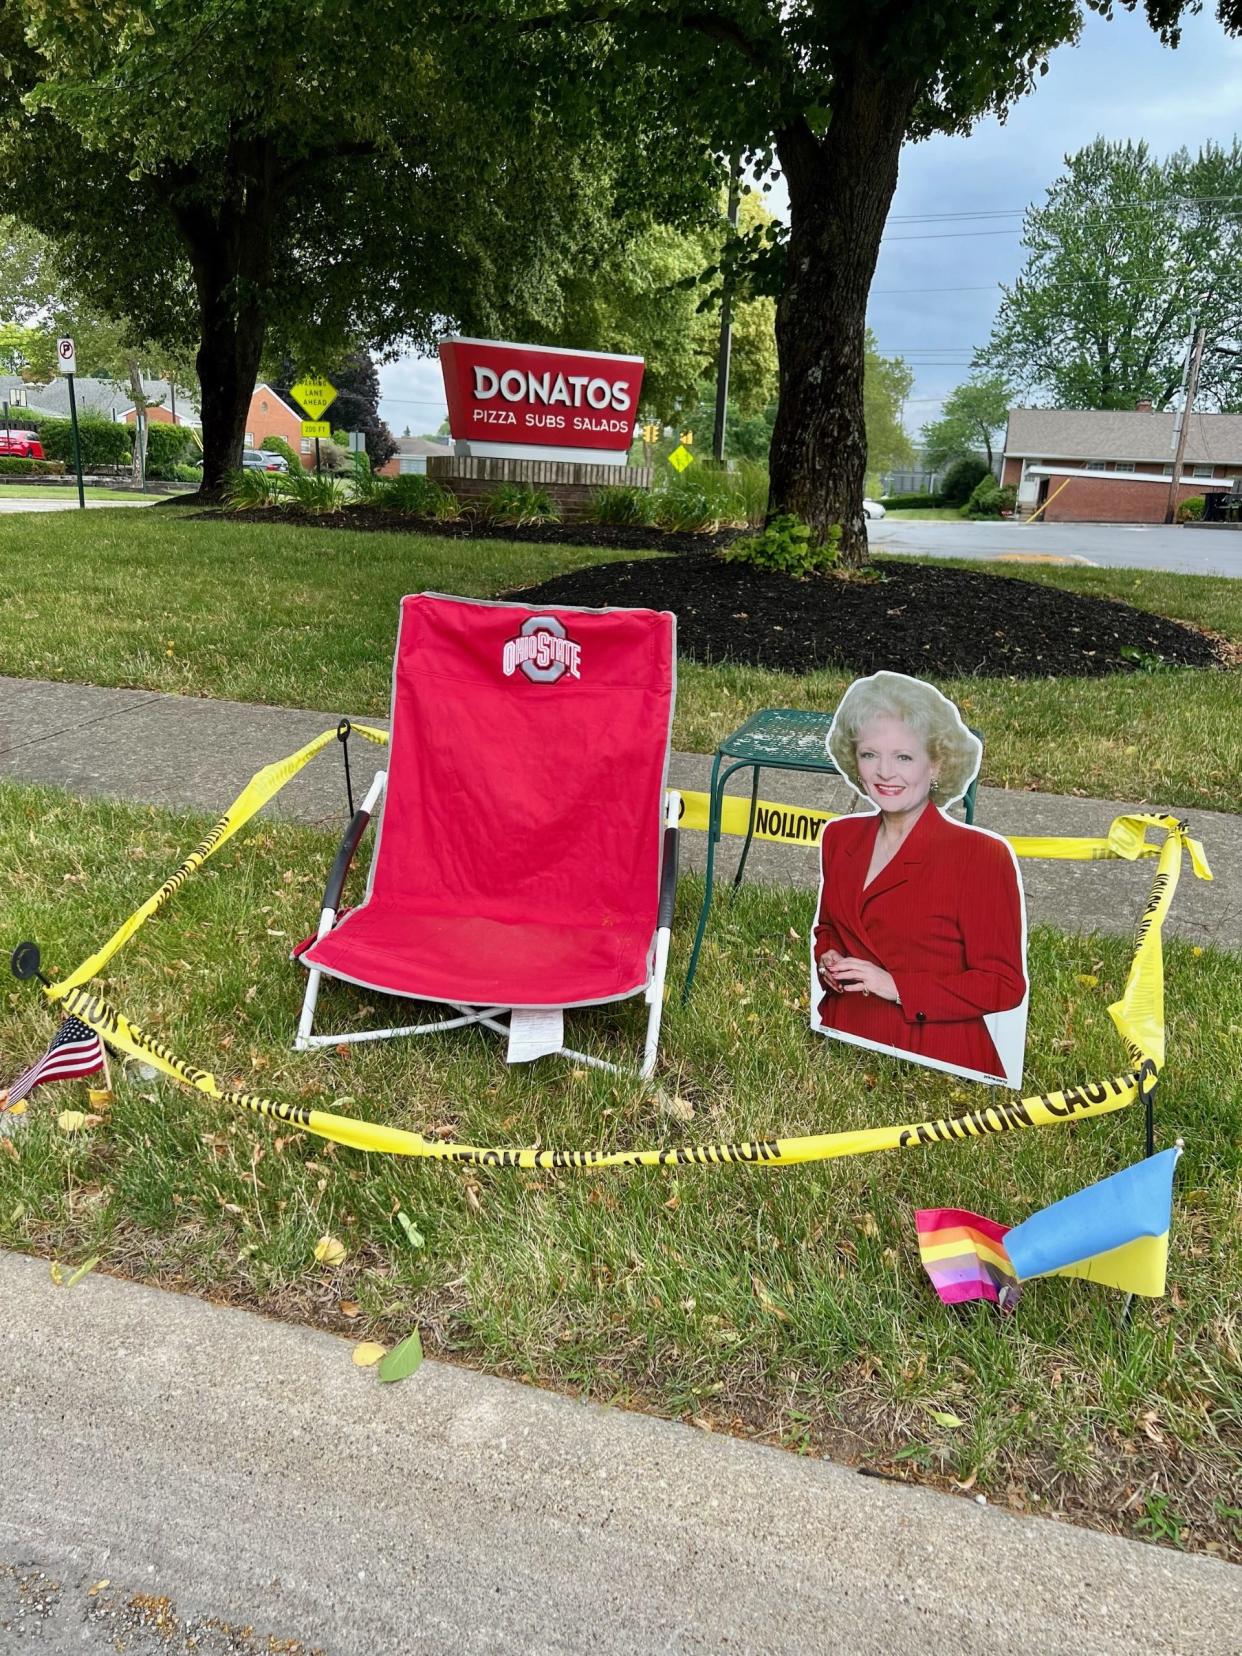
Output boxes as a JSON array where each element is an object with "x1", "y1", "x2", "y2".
[{"x1": 438, "y1": 336, "x2": 644, "y2": 463}]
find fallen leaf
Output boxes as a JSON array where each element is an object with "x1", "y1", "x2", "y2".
[
  {"x1": 57, "y1": 1110, "x2": 88, "y2": 1134},
  {"x1": 463, "y1": 1184, "x2": 482, "y2": 1214},
  {"x1": 6, "y1": 1100, "x2": 27, "y2": 1117},
  {"x1": 927, "y1": 1407, "x2": 964, "y2": 1429},
  {"x1": 1, "y1": 1138, "x2": 19, "y2": 1164},
  {"x1": 338, "y1": 1299, "x2": 361, "y2": 1319},
  {"x1": 378, "y1": 1329, "x2": 424, "y2": 1383},
  {"x1": 857, "y1": 1213, "x2": 880, "y2": 1238},
  {"x1": 88, "y1": 1580, "x2": 110, "y2": 1597},
  {"x1": 49, "y1": 1262, "x2": 64, "y2": 1286},
  {"x1": 395, "y1": 1210, "x2": 425, "y2": 1249},
  {"x1": 751, "y1": 1276, "x2": 792, "y2": 1322},
  {"x1": 314, "y1": 1235, "x2": 347, "y2": 1265},
  {"x1": 64, "y1": 1255, "x2": 100, "y2": 1289},
  {"x1": 1076, "y1": 973, "x2": 1099, "y2": 989},
  {"x1": 352, "y1": 1341, "x2": 386, "y2": 1367}
]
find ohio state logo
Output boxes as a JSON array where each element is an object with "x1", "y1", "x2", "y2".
[{"x1": 502, "y1": 615, "x2": 582, "y2": 683}]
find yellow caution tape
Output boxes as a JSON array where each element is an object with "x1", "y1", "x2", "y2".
[
  {"x1": 57, "y1": 981, "x2": 1147, "y2": 1168},
  {"x1": 53, "y1": 723, "x2": 388, "y2": 996},
  {"x1": 40, "y1": 728, "x2": 1207, "y2": 1170}
]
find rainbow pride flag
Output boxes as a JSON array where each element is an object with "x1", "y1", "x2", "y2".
[{"x1": 914, "y1": 1208, "x2": 1018, "y2": 1307}]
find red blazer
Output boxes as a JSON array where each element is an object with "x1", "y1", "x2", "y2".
[{"x1": 813, "y1": 805, "x2": 1026, "y2": 1079}]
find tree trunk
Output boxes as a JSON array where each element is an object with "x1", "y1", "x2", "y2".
[
  {"x1": 768, "y1": 71, "x2": 919, "y2": 566},
  {"x1": 128, "y1": 360, "x2": 148, "y2": 488},
  {"x1": 174, "y1": 139, "x2": 276, "y2": 499}
]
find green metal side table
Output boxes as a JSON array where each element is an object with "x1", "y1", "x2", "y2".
[{"x1": 681, "y1": 706, "x2": 980, "y2": 1001}]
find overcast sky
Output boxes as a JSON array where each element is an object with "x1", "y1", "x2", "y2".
[{"x1": 377, "y1": 6, "x2": 1242, "y2": 440}]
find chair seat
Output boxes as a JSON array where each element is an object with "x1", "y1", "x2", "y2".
[{"x1": 301, "y1": 903, "x2": 655, "y2": 1008}]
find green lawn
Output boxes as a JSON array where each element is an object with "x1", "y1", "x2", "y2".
[
  {"x1": 883, "y1": 508, "x2": 964, "y2": 521},
  {"x1": 1, "y1": 780, "x2": 1238, "y2": 1555},
  {"x1": 3, "y1": 508, "x2": 1240, "y2": 809}
]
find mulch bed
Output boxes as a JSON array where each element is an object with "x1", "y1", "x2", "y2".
[
  {"x1": 196, "y1": 504, "x2": 743, "y2": 555},
  {"x1": 506, "y1": 552, "x2": 1226, "y2": 679}
]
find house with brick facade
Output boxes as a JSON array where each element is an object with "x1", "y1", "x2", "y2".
[{"x1": 1002, "y1": 405, "x2": 1242, "y2": 522}]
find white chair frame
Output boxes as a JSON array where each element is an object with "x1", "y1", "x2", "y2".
[{"x1": 294, "y1": 774, "x2": 679, "y2": 1081}]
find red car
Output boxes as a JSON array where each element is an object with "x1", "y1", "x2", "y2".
[{"x1": 0, "y1": 430, "x2": 45, "y2": 458}]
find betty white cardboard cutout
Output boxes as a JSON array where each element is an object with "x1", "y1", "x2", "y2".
[{"x1": 810, "y1": 671, "x2": 1029, "y2": 1089}]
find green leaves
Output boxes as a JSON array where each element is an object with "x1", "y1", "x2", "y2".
[{"x1": 377, "y1": 1329, "x2": 424, "y2": 1384}]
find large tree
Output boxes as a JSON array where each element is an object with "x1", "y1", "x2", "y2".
[
  {"x1": 0, "y1": 3, "x2": 710, "y2": 495},
  {"x1": 518, "y1": 0, "x2": 1241, "y2": 562},
  {"x1": 921, "y1": 372, "x2": 1012, "y2": 469},
  {"x1": 979, "y1": 138, "x2": 1242, "y2": 411}
]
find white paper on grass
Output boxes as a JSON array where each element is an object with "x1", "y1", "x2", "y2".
[{"x1": 506, "y1": 1007, "x2": 565, "y2": 1064}]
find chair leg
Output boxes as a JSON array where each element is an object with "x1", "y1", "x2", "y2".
[{"x1": 640, "y1": 924, "x2": 672, "y2": 1079}]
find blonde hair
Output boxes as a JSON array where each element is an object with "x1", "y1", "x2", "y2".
[{"x1": 827, "y1": 671, "x2": 981, "y2": 806}]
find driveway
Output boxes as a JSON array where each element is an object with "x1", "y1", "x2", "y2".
[{"x1": 870, "y1": 518, "x2": 1240, "y2": 577}]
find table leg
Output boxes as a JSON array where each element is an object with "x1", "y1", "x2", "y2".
[
  {"x1": 732, "y1": 766, "x2": 761, "y2": 890},
  {"x1": 682, "y1": 749, "x2": 725, "y2": 1002}
]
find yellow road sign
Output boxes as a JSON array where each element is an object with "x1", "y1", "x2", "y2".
[
  {"x1": 668, "y1": 444, "x2": 693, "y2": 473},
  {"x1": 291, "y1": 377, "x2": 338, "y2": 421},
  {"x1": 301, "y1": 420, "x2": 330, "y2": 440}
]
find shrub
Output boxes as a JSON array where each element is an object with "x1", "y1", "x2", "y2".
[
  {"x1": 145, "y1": 423, "x2": 194, "y2": 473},
  {"x1": 997, "y1": 483, "x2": 1018, "y2": 515},
  {"x1": 170, "y1": 463, "x2": 203, "y2": 484},
  {"x1": 284, "y1": 471, "x2": 347, "y2": 513},
  {"x1": 965, "y1": 475, "x2": 1004, "y2": 518},
  {"x1": 260, "y1": 434, "x2": 303, "y2": 473},
  {"x1": 482, "y1": 482, "x2": 560, "y2": 525},
  {"x1": 224, "y1": 468, "x2": 286, "y2": 510},
  {"x1": 941, "y1": 456, "x2": 992, "y2": 505},
  {"x1": 371, "y1": 473, "x2": 461, "y2": 518},
  {"x1": 0, "y1": 456, "x2": 67, "y2": 475},
  {"x1": 879, "y1": 491, "x2": 946, "y2": 510},
  {"x1": 34, "y1": 415, "x2": 131, "y2": 470},
  {"x1": 587, "y1": 484, "x2": 651, "y2": 526},
  {"x1": 649, "y1": 477, "x2": 720, "y2": 533},
  {"x1": 722, "y1": 514, "x2": 840, "y2": 578},
  {"x1": 1176, "y1": 495, "x2": 1206, "y2": 523}
]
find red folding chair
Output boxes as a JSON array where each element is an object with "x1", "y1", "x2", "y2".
[{"x1": 295, "y1": 594, "x2": 679, "y2": 1077}]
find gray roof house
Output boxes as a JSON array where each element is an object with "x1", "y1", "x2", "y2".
[{"x1": 16, "y1": 376, "x2": 201, "y2": 425}]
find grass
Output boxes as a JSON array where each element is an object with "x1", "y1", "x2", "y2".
[
  {"x1": 882, "y1": 508, "x2": 964, "y2": 521},
  {"x1": 2, "y1": 511, "x2": 1240, "y2": 809},
  {"x1": 1, "y1": 779, "x2": 1239, "y2": 1556}
]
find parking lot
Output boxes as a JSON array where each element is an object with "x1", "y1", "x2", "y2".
[{"x1": 870, "y1": 517, "x2": 1240, "y2": 577}]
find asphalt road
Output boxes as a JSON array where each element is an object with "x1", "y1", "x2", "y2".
[
  {"x1": 870, "y1": 518, "x2": 1241, "y2": 577},
  {"x1": 3, "y1": 1253, "x2": 1239, "y2": 1655},
  {"x1": 0, "y1": 494, "x2": 159, "y2": 512}
]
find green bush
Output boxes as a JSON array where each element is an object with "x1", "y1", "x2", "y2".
[
  {"x1": 144, "y1": 423, "x2": 193, "y2": 473},
  {"x1": 649, "y1": 477, "x2": 720, "y2": 533},
  {"x1": 260, "y1": 434, "x2": 303, "y2": 473},
  {"x1": 587, "y1": 484, "x2": 651, "y2": 526},
  {"x1": 965, "y1": 475, "x2": 1013, "y2": 518},
  {"x1": 997, "y1": 483, "x2": 1018, "y2": 515},
  {"x1": 284, "y1": 471, "x2": 347, "y2": 513},
  {"x1": 33, "y1": 415, "x2": 131, "y2": 469},
  {"x1": 941, "y1": 456, "x2": 992, "y2": 505},
  {"x1": 0, "y1": 456, "x2": 67, "y2": 475},
  {"x1": 224, "y1": 469, "x2": 286, "y2": 510},
  {"x1": 482, "y1": 482, "x2": 559, "y2": 526},
  {"x1": 730, "y1": 458, "x2": 770, "y2": 527},
  {"x1": 371, "y1": 473, "x2": 460, "y2": 518},
  {"x1": 721, "y1": 514, "x2": 840, "y2": 578},
  {"x1": 1176, "y1": 495, "x2": 1206, "y2": 523},
  {"x1": 878, "y1": 491, "x2": 946, "y2": 510},
  {"x1": 169, "y1": 463, "x2": 203, "y2": 484}
]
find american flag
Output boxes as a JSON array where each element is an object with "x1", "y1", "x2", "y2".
[{"x1": 3, "y1": 1017, "x2": 105, "y2": 1109}]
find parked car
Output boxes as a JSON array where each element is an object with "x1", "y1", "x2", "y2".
[
  {"x1": 0, "y1": 429, "x2": 45, "y2": 459},
  {"x1": 242, "y1": 448, "x2": 288, "y2": 473},
  {"x1": 862, "y1": 497, "x2": 886, "y2": 520}
]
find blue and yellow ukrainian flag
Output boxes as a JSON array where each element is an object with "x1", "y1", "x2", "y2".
[{"x1": 1003, "y1": 1147, "x2": 1181, "y2": 1297}]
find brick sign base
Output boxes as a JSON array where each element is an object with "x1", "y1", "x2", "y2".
[{"x1": 428, "y1": 456, "x2": 654, "y2": 521}]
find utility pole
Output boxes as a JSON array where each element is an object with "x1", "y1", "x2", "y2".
[
  {"x1": 711, "y1": 160, "x2": 741, "y2": 464},
  {"x1": 1165, "y1": 325, "x2": 1206, "y2": 525}
]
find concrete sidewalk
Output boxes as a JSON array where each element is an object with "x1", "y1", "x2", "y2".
[
  {"x1": 1, "y1": 675, "x2": 1236, "y2": 949},
  {"x1": 2, "y1": 1252, "x2": 1238, "y2": 1654}
]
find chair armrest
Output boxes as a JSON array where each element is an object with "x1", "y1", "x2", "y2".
[
  {"x1": 321, "y1": 769, "x2": 386, "y2": 916},
  {"x1": 658, "y1": 823, "x2": 679, "y2": 931}
]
